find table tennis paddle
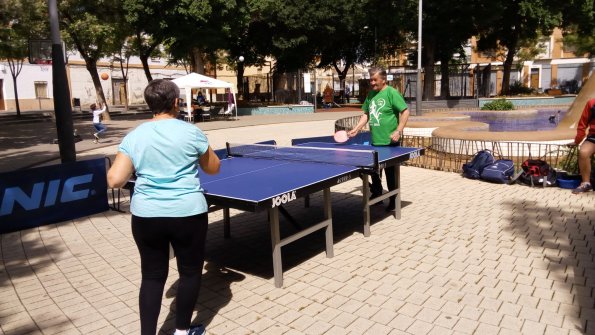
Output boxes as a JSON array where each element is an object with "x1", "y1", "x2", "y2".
[{"x1": 333, "y1": 130, "x2": 349, "y2": 143}]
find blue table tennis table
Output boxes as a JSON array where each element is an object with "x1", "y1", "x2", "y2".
[
  {"x1": 292, "y1": 135, "x2": 424, "y2": 235},
  {"x1": 202, "y1": 137, "x2": 424, "y2": 287}
]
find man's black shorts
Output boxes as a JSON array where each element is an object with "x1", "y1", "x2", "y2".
[{"x1": 587, "y1": 135, "x2": 595, "y2": 144}]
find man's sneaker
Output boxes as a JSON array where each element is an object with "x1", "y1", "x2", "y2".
[
  {"x1": 188, "y1": 324, "x2": 206, "y2": 335},
  {"x1": 572, "y1": 182, "x2": 593, "y2": 194},
  {"x1": 93, "y1": 133, "x2": 99, "y2": 141}
]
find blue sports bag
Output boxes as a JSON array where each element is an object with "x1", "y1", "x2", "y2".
[{"x1": 480, "y1": 159, "x2": 515, "y2": 184}]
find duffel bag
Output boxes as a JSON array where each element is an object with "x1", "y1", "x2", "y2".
[{"x1": 481, "y1": 159, "x2": 515, "y2": 184}]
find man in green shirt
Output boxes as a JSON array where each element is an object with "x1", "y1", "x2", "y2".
[{"x1": 347, "y1": 67, "x2": 410, "y2": 211}]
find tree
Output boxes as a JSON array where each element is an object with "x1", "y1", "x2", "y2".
[
  {"x1": 112, "y1": 38, "x2": 133, "y2": 111},
  {"x1": 312, "y1": 0, "x2": 370, "y2": 100},
  {"x1": 122, "y1": 0, "x2": 176, "y2": 82},
  {"x1": 58, "y1": 0, "x2": 129, "y2": 120},
  {"x1": 0, "y1": 0, "x2": 48, "y2": 117},
  {"x1": 560, "y1": 0, "x2": 595, "y2": 56},
  {"x1": 475, "y1": 0, "x2": 562, "y2": 95}
]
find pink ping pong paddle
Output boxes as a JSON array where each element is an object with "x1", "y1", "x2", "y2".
[{"x1": 333, "y1": 130, "x2": 349, "y2": 143}]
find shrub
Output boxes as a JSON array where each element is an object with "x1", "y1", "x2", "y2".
[
  {"x1": 481, "y1": 98, "x2": 514, "y2": 110},
  {"x1": 508, "y1": 81, "x2": 535, "y2": 95}
]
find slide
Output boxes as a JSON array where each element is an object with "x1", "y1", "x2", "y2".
[{"x1": 558, "y1": 72, "x2": 595, "y2": 129}]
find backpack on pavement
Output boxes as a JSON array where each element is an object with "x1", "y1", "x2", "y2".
[
  {"x1": 517, "y1": 159, "x2": 557, "y2": 187},
  {"x1": 480, "y1": 159, "x2": 515, "y2": 184},
  {"x1": 462, "y1": 150, "x2": 495, "y2": 179}
]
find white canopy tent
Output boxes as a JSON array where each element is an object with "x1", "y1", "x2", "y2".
[{"x1": 172, "y1": 72, "x2": 237, "y2": 119}]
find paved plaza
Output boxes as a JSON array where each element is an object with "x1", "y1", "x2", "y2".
[{"x1": 1, "y1": 113, "x2": 594, "y2": 334}]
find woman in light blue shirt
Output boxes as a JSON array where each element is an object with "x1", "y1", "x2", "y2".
[{"x1": 108, "y1": 79, "x2": 220, "y2": 335}]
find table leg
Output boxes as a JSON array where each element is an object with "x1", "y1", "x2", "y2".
[
  {"x1": 223, "y1": 208, "x2": 231, "y2": 238},
  {"x1": 269, "y1": 207, "x2": 283, "y2": 288},
  {"x1": 361, "y1": 174, "x2": 371, "y2": 237},
  {"x1": 395, "y1": 165, "x2": 401, "y2": 220},
  {"x1": 323, "y1": 188, "x2": 333, "y2": 258}
]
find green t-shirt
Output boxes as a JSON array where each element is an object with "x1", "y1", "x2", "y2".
[{"x1": 362, "y1": 86, "x2": 408, "y2": 145}]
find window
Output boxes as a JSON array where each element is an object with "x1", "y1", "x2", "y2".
[{"x1": 34, "y1": 81, "x2": 48, "y2": 98}]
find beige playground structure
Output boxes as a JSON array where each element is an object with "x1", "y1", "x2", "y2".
[{"x1": 558, "y1": 72, "x2": 595, "y2": 130}]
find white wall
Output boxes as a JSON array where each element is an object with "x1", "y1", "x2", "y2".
[{"x1": 0, "y1": 63, "x2": 54, "y2": 100}]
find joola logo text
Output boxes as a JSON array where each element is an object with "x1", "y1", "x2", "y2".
[
  {"x1": 0, "y1": 174, "x2": 94, "y2": 216},
  {"x1": 272, "y1": 191, "x2": 296, "y2": 208},
  {"x1": 337, "y1": 175, "x2": 351, "y2": 184}
]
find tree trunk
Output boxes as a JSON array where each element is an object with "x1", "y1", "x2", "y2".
[
  {"x1": 11, "y1": 73, "x2": 21, "y2": 117},
  {"x1": 501, "y1": 45, "x2": 516, "y2": 96},
  {"x1": 140, "y1": 54, "x2": 153, "y2": 82},
  {"x1": 190, "y1": 47, "x2": 205, "y2": 74},
  {"x1": 86, "y1": 60, "x2": 111, "y2": 120},
  {"x1": 439, "y1": 56, "x2": 450, "y2": 98},
  {"x1": 7, "y1": 59, "x2": 23, "y2": 117},
  {"x1": 334, "y1": 61, "x2": 352, "y2": 104},
  {"x1": 136, "y1": 31, "x2": 156, "y2": 82},
  {"x1": 119, "y1": 59, "x2": 130, "y2": 112},
  {"x1": 423, "y1": 40, "x2": 436, "y2": 101}
]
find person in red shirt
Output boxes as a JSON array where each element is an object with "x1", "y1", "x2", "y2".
[{"x1": 572, "y1": 98, "x2": 595, "y2": 193}]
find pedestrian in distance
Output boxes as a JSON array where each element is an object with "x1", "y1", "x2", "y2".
[
  {"x1": 107, "y1": 79, "x2": 221, "y2": 335},
  {"x1": 571, "y1": 98, "x2": 595, "y2": 194},
  {"x1": 347, "y1": 67, "x2": 410, "y2": 211},
  {"x1": 91, "y1": 102, "x2": 107, "y2": 143}
]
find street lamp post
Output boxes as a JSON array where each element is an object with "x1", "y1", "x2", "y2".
[
  {"x1": 264, "y1": 60, "x2": 274, "y2": 102},
  {"x1": 416, "y1": 0, "x2": 423, "y2": 116},
  {"x1": 237, "y1": 56, "x2": 244, "y2": 100},
  {"x1": 363, "y1": 26, "x2": 377, "y2": 64}
]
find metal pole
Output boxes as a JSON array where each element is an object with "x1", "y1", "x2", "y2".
[
  {"x1": 313, "y1": 69, "x2": 317, "y2": 111},
  {"x1": 48, "y1": 0, "x2": 76, "y2": 162},
  {"x1": 415, "y1": 0, "x2": 423, "y2": 116},
  {"x1": 270, "y1": 62, "x2": 274, "y2": 102},
  {"x1": 374, "y1": 26, "x2": 377, "y2": 65}
]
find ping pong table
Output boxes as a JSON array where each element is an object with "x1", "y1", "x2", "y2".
[
  {"x1": 292, "y1": 134, "x2": 424, "y2": 237},
  {"x1": 202, "y1": 139, "x2": 424, "y2": 287}
]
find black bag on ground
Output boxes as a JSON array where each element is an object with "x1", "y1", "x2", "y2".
[
  {"x1": 518, "y1": 159, "x2": 557, "y2": 187},
  {"x1": 481, "y1": 159, "x2": 515, "y2": 184},
  {"x1": 462, "y1": 150, "x2": 495, "y2": 179}
]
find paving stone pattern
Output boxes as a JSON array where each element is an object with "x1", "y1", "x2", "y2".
[{"x1": 1, "y1": 118, "x2": 594, "y2": 335}]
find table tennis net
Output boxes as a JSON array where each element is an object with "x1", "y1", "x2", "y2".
[{"x1": 227, "y1": 143, "x2": 378, "y2": 168}]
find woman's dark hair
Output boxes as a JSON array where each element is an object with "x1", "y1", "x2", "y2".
[
  {"x1": 144, "y1": 79, "x2": 180, "y2": 114},
  {"x1": 90, "y1": 103, "x2": 97, "y2": 110}
]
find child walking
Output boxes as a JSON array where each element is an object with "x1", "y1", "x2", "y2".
[{"x1": 91, "y1": 102, "x2": 107, "y2": 143}]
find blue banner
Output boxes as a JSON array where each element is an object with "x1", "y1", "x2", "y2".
[{"x1": 0, "y1": 158, "x2": 109, "y2": 234}]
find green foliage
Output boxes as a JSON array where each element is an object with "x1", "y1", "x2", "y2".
[
  {"x1": 0, "y1": 0, "x2": 48, "y2": 60},
  {"x1": 59, "y1": 0, "x2": 129, "y2": 61},
  {"x1": 475, "y1": 0, "x2": 563, "y2": 95},
  {"x1": 481, "y1": 99, "x2": 514, "y2": 110},
  {"x1": 508, "y1": 81, "x2": 535, "y2": 95},
  {"x1": 562, "y1": 30, "x2": 595, "y2": 57}
]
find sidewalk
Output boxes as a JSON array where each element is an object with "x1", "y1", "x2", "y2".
[
  {"x1": 1, "y1": 111, "x2": 593, "y2": 335},
  {"x1": 0, "y1": 110, "x2": 361, "y2": 172}
]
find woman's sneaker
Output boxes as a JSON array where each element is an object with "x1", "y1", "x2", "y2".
[{"x1": 572, "y1": 182, "x2": 592, "y2": 194}]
